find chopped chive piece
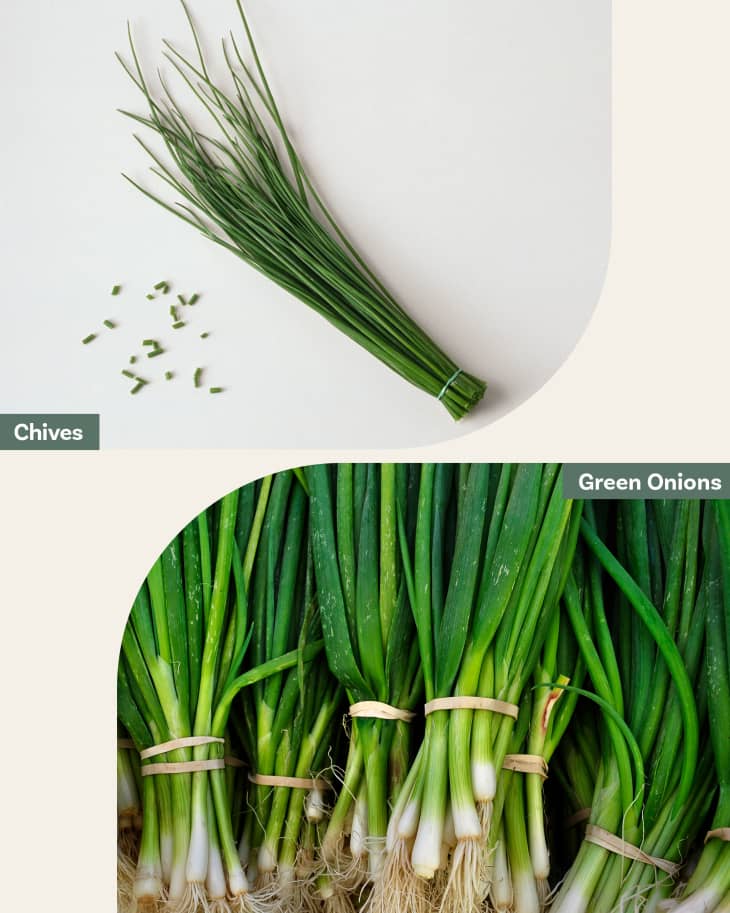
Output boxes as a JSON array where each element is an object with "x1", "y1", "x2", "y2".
[
  {"x1": 169, "y1": 305, "x2": 178, "y2": 320},
  {"x1": 209, "y1": 386, "x2": 224, "y2": 394},
  {"x1": 188, "y1": 293, "x2": 199, "y2": 305},
  {"x1": 103, "y1": 319, "x2": 117, "y2": 329},
  {"x1": 129, "y1": 355, "x2": 137, "y2": 364},
  {"x1": 165, "y1": 371, "x2": 174, "y2": 380},
  {"x1": 200, "y1": 332, "x2": 210, "y2": 339},
  {"x1": 148, "y1": 349, "x2": 165, "y2": 358},
  {"x1": 130, "y1": 381, "x2": 146, "y2": 395},
  {"x1": 172, "y1": 321, "x2": 186, "y2": 329},
  {"x1": 146, "y1": 294, "x2": 155, "y2": 300},
  {"x1": 121, "y1": 369, "x2": 136, "y2": 379},
  {"x1": 194, "y1": 367, "x2": 203, "y2": 388},
  {"x1": 142, "y1": 339, "x2": 158, "y2": 347},
  {"x1": 153, "y1": 280, "x2": 168, "y2": 290},
  {"x1": 111, "y1": 285, "x2": 121, "y2": 296},
  {"x1": 82, "y1": 333, "x2": 97, "y2": 345},
  {"x1": 177, "y1": 294, "x2": 187, "y2": 306},
  {"x1": 134, "y1": 376, "x2": 148, "y2": 384}
]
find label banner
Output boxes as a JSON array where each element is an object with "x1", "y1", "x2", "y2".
[
  {"x1": 563, "y1": 464, "x2": 729, "y2": 499},
  {"x1": 0, "y1": 414, "x2": 100, "y2": 450}
]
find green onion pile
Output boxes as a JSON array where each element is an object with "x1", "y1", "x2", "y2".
[
  {"x1": 118, "y1": 2, "x2": 487, "y2": 420},
  {"x1": 118, "y1": 464, "x2": 730, "y2": 913}
]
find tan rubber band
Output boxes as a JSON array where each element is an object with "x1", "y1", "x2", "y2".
[
  {"x1": 249, "y1": 772, "x2": 329, "y2": 791},
  {"x1": 349, "y1": 701, "x2": 416, "y2": 722},
  {"x1": 502, "y1": 754, "x2": 548, "y2": 779},
  {"x1": 142, "y1": 759, "x2": 225, "y2": 777},
  {"x1": 117, "y1": 738, "x2": 136, "y2": 750},
  {"x1": 585, "y1": 825, "x2": 680, "y2": 877},
  {"x1": 705, "y1": 827, "x2": 730, "y2": 843},
  {"x1": 224, "y1": 756, "x2": 246, "y2": 769},
  {"x1": 424, "y1": 696, "x2": 519, "y2": 719},
  {"x1": 140, "y1": 736, "x2": 225, "y2": 760},
  {"x1": 565, "y1": 808, "x2": 592, "y2": 828}
]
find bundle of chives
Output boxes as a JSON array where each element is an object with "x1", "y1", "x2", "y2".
[
  {"x1": 671, "y1": 501, "x2": 730, "y2": 913},
  {"x1": 117, "y1": 480, "x2": 324, "y2": 912},
  {"x1": 305, "y1": 464, "x2": 423, "y2": 885},
  {"x1": 551, "y1": 502, "x2": 706, "y2": 913},
  {"x1": 235, "y1": 470, "x2": 344, "y2": 905},
  {"x1": 118, "y1": 1, "x2": 486, "y2": 420}
]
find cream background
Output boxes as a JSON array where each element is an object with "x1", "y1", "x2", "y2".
[{"x1": 1, "y1": 1, "x2": 730, "y2": 910}]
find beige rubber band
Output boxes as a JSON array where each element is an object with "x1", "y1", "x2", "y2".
[
  {"x1": 705, "y1": 827, "x2": 730, "y2": 843},
  {"x1": 117, "y1": 738, "x2": 136, "y2": 750},
  {"x1": 224, "y1": 756, "x2": 246, "y2": 769},
  {"x1": 142, "y1": 759, "x2": 225, "y2": 777},
  {"x1": 249, "y1": 772, "x2": 329, "y2": 791},
  {"x1": 585, "y1": 825, "x2": 680, "y2": 877},
  {"x1": 349, "y1": 701, "x2": 416, "y2": 722},
  {"x1": 502, "y1": 754, "x2": 548, "y2": 779},
  {"x1": 565, "y1": 808, "x2": 592, "y2": 828},
  {"x1": 424, "y1": 696, "x2": 519, "y2": 719},
  {"x1": 140, "y1": 736, "x2": 224, "y2": 760}
]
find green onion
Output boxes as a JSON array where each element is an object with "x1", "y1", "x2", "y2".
[
  {"x1": 188, "y1": 293, "x2": 200, "y2": 306},
  {"x1": 194, "y1": 368, "x2": 203, "y2": 388},
  {"x1": 119, "y1": 4, "x2": 486, "y2": 420},
  {"x1": 122, "y1": 370, "x2": 136, "y2": 379},
  {"x1": 112, "y1": 284, "x2": 122, "y2": 296},
  {"x1": 82, "y1": 333, "x2": 97, "y2": 344},
  {"x1": 172, "y1": 321, "x2": 186, "y2": 329},
  {"x1": 104, "y1": 319, "x2": 117, "y2": 329},
  {"x1": 209, "y1": 386, "x2": 223, "y2": 394}
]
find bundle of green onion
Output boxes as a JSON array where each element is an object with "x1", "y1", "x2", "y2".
[
  {"x1": 119, "y1": 1, "x2": 486, "y2": 420},
  {"x1": 117, "y1": 466, "x2": 730, "y2": 913}
]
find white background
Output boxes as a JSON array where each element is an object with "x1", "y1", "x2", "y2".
[{"x1": 0, "y1": 0, "x2": 609, "y2": 447}]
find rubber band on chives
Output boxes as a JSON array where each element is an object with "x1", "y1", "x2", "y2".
[{"x1": 437, "y1": 369, "x2": 464, "y2": 402}]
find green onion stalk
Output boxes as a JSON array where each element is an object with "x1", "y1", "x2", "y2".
[
  {"x1": 117, "y1": 479, "x2": 324, "y2": 913},
  {"x1": 119, "y1": 1, "x2": 486, "y2": 420},
  {"x1": 551, "y1": 705, "x2": 602, "y2": 873},
  {"x1": 489, "y1": 604, "x2": 584, "y2": 913},
  {"x1": 306, "y1": 463, "x2": 423, "y2": 891},
  {"x1": 234, "y1": 470, "x2": 344, "y2": 907},
  {"x1": 118, "y1": 727, "x2": 144, "y2": 912},
  {"x1": 671, "y1": 501, "x2": 730, "y2": 913},
  {"x1": 551, "y1": 502, "x2": 704, "y2": 913},
  {"x1": 392, "y1": 465, "x2": 580, "y2": 913}
]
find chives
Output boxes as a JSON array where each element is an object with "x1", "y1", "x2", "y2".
[
  {"x1": 177, "y1": 294, "x2": 187, "y2": 306},
  {"x1": 122, "y1": 370, "x2": 136, "y2": 379},
  {"x1": 188, "y1": 293, "x2": 199, "y2": 306},
  {"x1": 146, "y1": 294, "x2": 155, "y2": 300},
  {"x1": 82, "y1": 333, "x2": 97, "y2": 344},
  {"x1": 120, "y1": 6, "x2": 486, "y2": 419},
  {"x1": 111, "y1": 284, "x2": 122, "y2": 296},
  {"x1": 194, "y1": 367, "x2": 203, "y2": 388},
  {"x1": 165, "y1": 371, "x2": 174, "y2": 381},
  {"x1": 200, "y1": 332, "x2": 209, "y2": 339},
  {"x1": 209, "y1": 386, "x2": 223, "y2": 394},
  {"x1": 172, "y1": 321, "x2": 185, "y2": 329},
  {"x1": 104, "y1": 319, "x2": 117, "y2": 329}
]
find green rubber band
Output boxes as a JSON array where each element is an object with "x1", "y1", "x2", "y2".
[{"x1": 437, "y1": 369, "x2": 463, "y2": 401}]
